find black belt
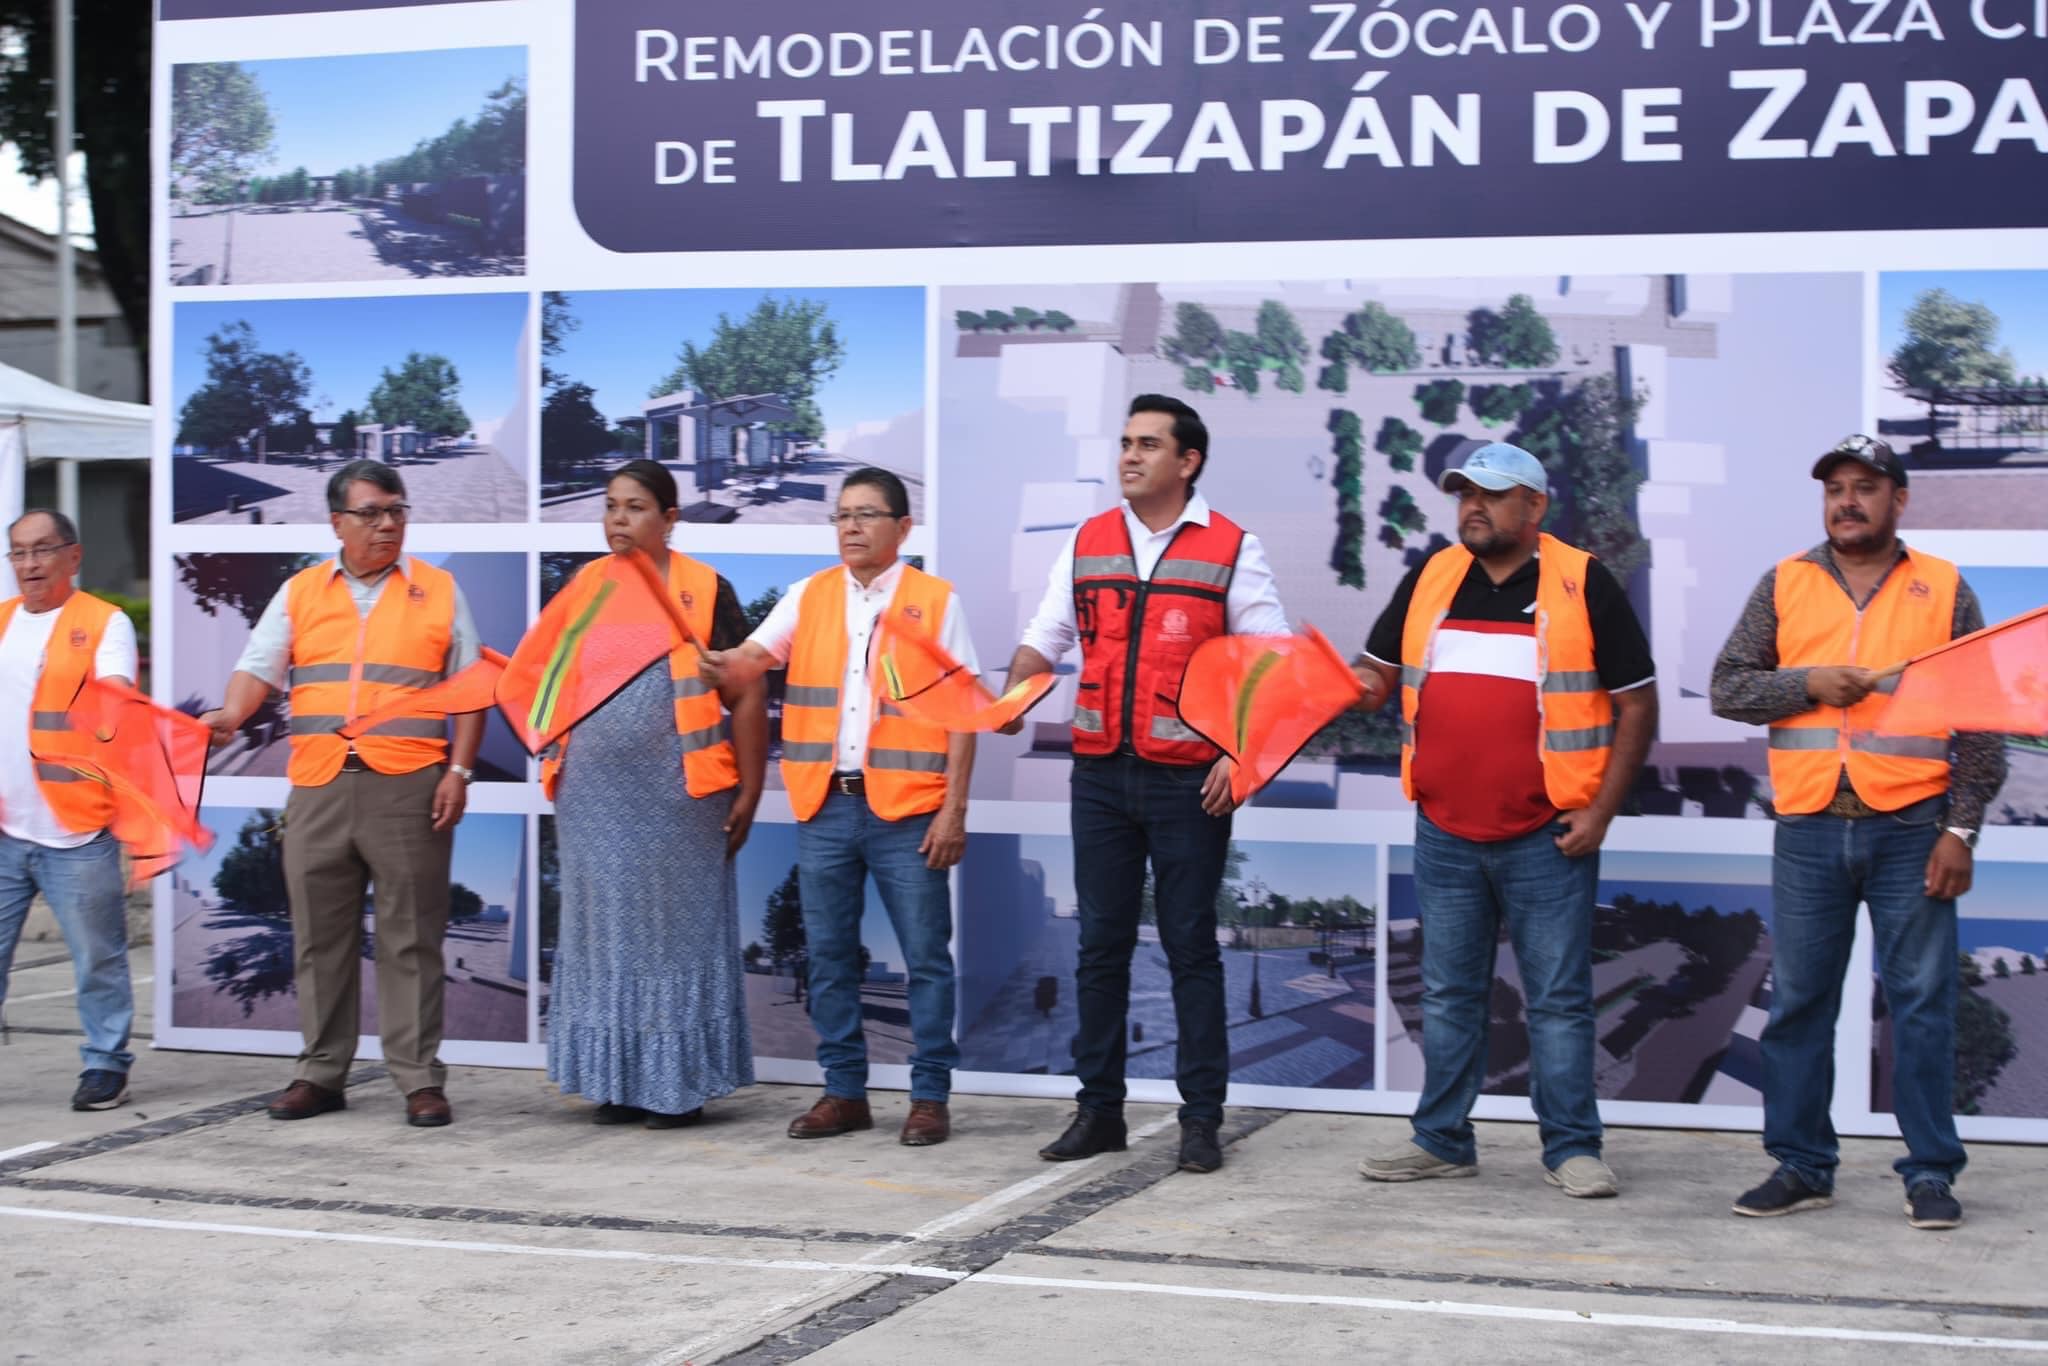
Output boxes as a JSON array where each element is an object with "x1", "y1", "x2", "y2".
[
  {"x1": 830, "y1": 771, "x2": 866, "y2": 796},
  {"x1": 340, "y1": 751, "x2": 369, "y2": 773}
]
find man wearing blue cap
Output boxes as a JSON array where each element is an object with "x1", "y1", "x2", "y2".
[{"x1": 1350, "y1": 443, "x2": 1657, "y2": 1197}]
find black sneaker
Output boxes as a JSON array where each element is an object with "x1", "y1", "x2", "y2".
[
  {"x1": 1905, "y1": 1180, "x2": 1963, "y2": 1231},
  {"x1": 1038, "y1": 1108, "x2": 1126, "y2": 1161},
  {"x1": 70, "y1": 1069, "x2": 129, "y2": 1112},
  {"x1": 591, "y1": 1103, "x2": 645, "y2": 1125},
  {"x1": 1732, "y1": 1167, "x2": 1833, "y2": 1218},
  {"x1": 1178, "y1": 1119, "x2": 1223, "y2": 1174}
]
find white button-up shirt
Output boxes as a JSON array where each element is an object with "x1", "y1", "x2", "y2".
[
  {"x1": 1019, "y1": 493, "x2": 1290, "y2": 664},
  {"x1": 748, "y1": 561, "x2": 982, "y2": 772}
]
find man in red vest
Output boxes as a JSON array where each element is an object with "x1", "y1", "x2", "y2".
[
  {"x1": 0, "y1": 510, "x2": 140, "y2": 1111},
  {"x1": 1351, "y1": 443, "x2": 1656, "y2": 1199},
  {"x1": 1712, "y1": 436, "x2": 2007, "y2": 1231},
  {"x1": 201, "y1": 460, "x2": 483, "y2": 1129},
  {"x1": 1002, "y1": 394, "x2": 1287, "y2": 1175}
]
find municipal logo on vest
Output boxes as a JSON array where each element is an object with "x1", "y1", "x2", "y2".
[
  {"x1": 679, "y1": 590, "x2": 694, "y2": 610},
  {"x1": 1908, "y1": 579, "x2": 1930, "y2": 599},
  {"x1": 408, "y1": 584, "x2": 426, "y2": 603},
  {"x1": 68, "y1": 628, "x2": 87, "y2": 649},
  {"x1": 1159, "y1": 608, "x2": 1191, "y2": 642}
]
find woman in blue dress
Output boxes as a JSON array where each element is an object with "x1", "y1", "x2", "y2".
[{"x1": 544, "y1": 460, "x2": 766, "y2": 1126}]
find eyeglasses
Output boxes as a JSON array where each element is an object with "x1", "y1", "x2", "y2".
[
  {"x1": 7, "y1": 540, "x2": 74, "y2": 564},
  {"x1": 339, "y1": 503, "x2": 411, "y2": 526},
  {"x1": 827, "y1": 509, "x2": 897, "y2": 528}
]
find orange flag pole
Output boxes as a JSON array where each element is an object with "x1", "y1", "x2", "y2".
[{"x1": 621, "y1": 547, "x2": 702, "y2": 651}]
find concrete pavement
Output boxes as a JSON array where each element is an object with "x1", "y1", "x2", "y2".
[{"x1": 4, "y1": 947, "x2": 2047, "y2": 1363}]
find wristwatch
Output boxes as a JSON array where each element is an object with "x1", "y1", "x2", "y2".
[
  {"x1": 449, "y1": 763, "x2": 475, "y2": 785},
  {"x1": 1944, "y1": 825, "x2": 1977, "y2": 850}
]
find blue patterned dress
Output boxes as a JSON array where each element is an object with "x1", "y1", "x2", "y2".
[{"x1": 547, "y1": 595, "x2": 754, "y2": 1114}]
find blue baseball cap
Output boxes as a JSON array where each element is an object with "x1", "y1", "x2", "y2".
[{"x1": 1439, "y1": 442, "x2": 1549, "y2": 496}]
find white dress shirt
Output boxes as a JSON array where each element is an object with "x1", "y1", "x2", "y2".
[
  {"x1": 1019, "y1": 493, "x2": 1290, "y2": 664},
  {"x1": 232, "y1": 555, "x2": 480, "y2": 690},
  {"x1": 748, "y1": 561, "x2": 982, "y2": 772},
  {"x1": 0, "y1": 601, "x2": 138, "y2": 847}
]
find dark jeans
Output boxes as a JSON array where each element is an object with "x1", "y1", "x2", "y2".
[
  {"x1": 1070, "y1": 751, "x2": 1232, "y2": 1124},
  {"x1": 1764, "y1": 807, "x2": 1964, "y2": 1192}
]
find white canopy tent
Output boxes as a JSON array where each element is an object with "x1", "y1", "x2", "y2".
[{"x1": 0, "y1": 357, "x2": 151, "y2": 535}]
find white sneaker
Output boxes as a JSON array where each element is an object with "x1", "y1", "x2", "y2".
[
  {"x1": 1544, "y1": 1154, "x2": 1619, "y2": 1198},
  {"x1": 1357, "y1": 1138, "x2": 1479, "y2": 1182}
]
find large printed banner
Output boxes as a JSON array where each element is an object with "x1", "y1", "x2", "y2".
[{"x1": 151, "y1": 1, "x2": 2048, "y2": 1143}]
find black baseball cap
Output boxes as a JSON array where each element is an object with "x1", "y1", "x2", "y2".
[{"x1": 1812, "y1": 434, "x2": 1907, "y2": 488}]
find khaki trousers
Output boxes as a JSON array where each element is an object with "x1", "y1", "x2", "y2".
[{"x1": 282, "y1": 764, "x2": 452, "y2": 1095}]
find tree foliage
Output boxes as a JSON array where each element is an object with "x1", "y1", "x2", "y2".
[
  {"x1": 1182, "y1": 365, "x2": 1214, "y2": 393},
  {"x1": 540, "y1": 381, "x2": 613, "y2": 485},
  {"x1": 1415, "y1": 378, "x2": 1465, "y2": 426},
  {"x1": 1167, "y1": 301, "x2": 1224, "y2": 362},
  {"x1": 1954, "y1": 953, "x2": 2017, "y2": 1114},
  {"x1": 212, "y1": 809, "x2": 288, "y2": 917},
  {"x1": 449, "y1": 882, "x2": 485, "y2": 922},
  {"x1": 1328, "y1": 408, "x2": 1366, "y2": 590},
  {"x1": 1513, "y1": 374, "x2": 1650, "y2": 582},
  {"x1": 176, "y1": 322, "x2": 312, "y2": 450},
  {"x1": 1224, "y1": 330, "x2": 1262, "y2": 394},
  {"x1": 1470, "y1": 382, "x2": 1534, "y2": 427},
  {"x1": 1469, "y1": 293, "x2": 1559, "y2": 368},
  {"x1": 1375, "y1": 416, "x2": 1422, "y2": 472},
  {"x1": 653, "y1": 296, "x2": 844, "y2": 441},
  {"x1": 761, "y1": 863, "x2": 807, "y2": 969},
  {"x1": 368, "y1": 77, "x2": 526, "y2": 187},
  {"x1": 176, "y1": 552, "x2": 318, "y2": 627},
  {"x1": 170, "y1": 61, "x2": 275, "y2": 202},
  {"x1": 1256, "y1": 300, "x2": 1308, "y2": 362},
  {"x1": 540, "y1": 290, "x2": 578, "y2": 391},
  {"x1": 1335, "y1": 302, "x2": 1420, "y2": 373},
  {"x1": 368, "y1": 352, "x2": 469, "y2": 437},
  {"x1": 1889, "y1": 288, "x2": 2017, "y2": 391}
]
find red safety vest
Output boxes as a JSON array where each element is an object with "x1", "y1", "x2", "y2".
[{"x1": 1070, "y1": 507, "x2": 1243, "y2": 765}]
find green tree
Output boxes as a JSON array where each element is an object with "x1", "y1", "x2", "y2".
[
  {"x1": 742, "y1": 942, "x2": 764, "y2": 969},
  {"x1": 1317, "y1": 361, "x2": 1348, "y2": 394},
  {"x1": 1415, "y1": 378, "x2": 1465, "y2": 426},
  {"x1": 1994, "y1": 956, "x2": 2011, "y2": 979},
  {"x1": 652, "y1": 296, "x2": 844, "y2": 442},
  {"x1": 1224, "y1": 330, "x2": 1262, "y2": 394},
  {"x1": 540, "y1": 381, "x2": 614, "y2": 485},
  {"x1": 1889, "y1": 288, "x2": 2017, "y2": 391},
  {"x1": 1340, "y1": 302, "x2": 1420, "y2": 373},
  {"x1": 981, "y1": 309, "x2": 1015, "y2": 333},
  {"x1": 1043, "y1": 310, "x2": 1076, "y2": 333},
  {"x1": 1382, "y1": 485, "x2": 1428, "y2": 537},
  {"x1": 170, "y1": 61, "x2": 275, "y2": 203},
  {"x1": 2021, "y1": 954, "x2": 2036, "y2": 975},
  {"x1": 368, "y1": 352, "x2": 469, "y2": 437},
  {"x1": 1470, "y1": 382, "x2": 1534, "y2": 427},
  {"x1": 448, "y1": 882, "x2": 485, "y2": 922},
  {"x1": 1276, "y1": 358, "x2": 1305, "y2": 394},
  {"x1": 1256, "y1": 300, "x2": 1308, "y2": 361},
  {"x1": 1375, "y1": 416, "x2": 1422, "y2": 472},
  {"x1": 953, "y1": 309, "x2": 985, "y2": 333},
  {"x1": 1167, "y1": 301, "x2": 1224, "y2": 362},
  {"x1": 1329, "y1": 408, "x2": 1366, "y2": 591},
  {"x1": 761, "y1": 863, "x2": 807, "y2": 971},
  {"x1": 537, "y1": 818, "x2": 559, "y2": 976},
  {"x1": 1011, "y1": 305, "x2": 1043, "y2": 331},
  {"x1": 331, "y1": 409, "x2": 360, "y2": 454},
  {"x1": 1552, "y1": 374, "x2": 1649, "y2": 582},
  {"x1": 176, "y1": 552, "x2": 318, "y2": 628},
  {"x1": 212, "y1": 809, "x2": 288, "y2": 918},
  {"x1": 540, "y1": 291, "x2": 578, "y2": 391},
  {"x1": 176, "y1": 322, "x2": 312, "y2": 451},
  {"x1": 1955, "y1": 968, "x2": 2017, "y2": 1114},
  {"x1": 1182, "y1": 365, "x2": 1214, "y2": 393},
  {"x1": 1471, "y1": 293, "x2": 1559, "y2": 368},
  {"x1": 743, "y1": 586, "x2": 784, "y2": 631}
]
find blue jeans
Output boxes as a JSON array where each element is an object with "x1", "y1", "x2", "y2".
[
  {"x1": 796, "y1": 791, "x2": 958, "y2": 1102},
  {"x1": 1070, "y1": 752, "x2": 1231, "y2": 1124},
  {"x1": 1410, "y1": 811, "x2": 1602, "y2": 1168},
  {"x1": 1764, "y1": 809, "x2": 1963, "y2": 1191},
  {"x1": 0, "y1": 830, "x2": 133, "y2": 1074}
]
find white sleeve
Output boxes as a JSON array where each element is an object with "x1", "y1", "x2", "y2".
[
  {"x1": 231, "y1": 586, "x2": 294, "y2": 691},
  {"x1": 446, "y1": 582, "x2": 482, "y2": 673},
  {"x1": 940, "y1": 593, "x2": 983, "y2": 678},
  {"x1": 1226, "y1": 532, "x2": 1291, "y2": 637},
  {"x1": 94, "y1": 610, "x2": 138, "y2": 684},
  {"x1": 1017, "y1": 529, "x2": 1081, "y2": 665},
  {"x1": 745, "y1": 577, "x2": 809, "y2": 666}
]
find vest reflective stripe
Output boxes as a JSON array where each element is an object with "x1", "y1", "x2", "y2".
[
  {"x1": 6, "y1": 591, "x2": 121, "y2": 832},
  {"x1": 1399, "y1": 535, "x2": 1613, "y2": 811},
  {"x1": 781, "y1": 565, "x2": 956, "y2": 822},
  {"x1": 538, "y1": 551, "x2": 738, "y2": 802},
  {"x1": 1070, "y1": 507, "x2": 1244, "y2": 764},
  {"x1": 284, "y1": 560, "x2": 456, "y2": 786},
  {"x1": 1767, "y1": 552, "x2": 1958, "y2": 815}
]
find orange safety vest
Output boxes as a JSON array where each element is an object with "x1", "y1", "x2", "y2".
[
  {"x1": 1767, "y1": 550, "x2": 1958, "y2": 815},
  {"x1": 283, "y1": 558, "x2": 455, "y2": 787},
  {"x1": 540, "y1": 551, "x2": 738, "y2": 801},
  {"x1": 3, "y1": 590, "x2": 121, "y2": 833},
  {"x1": 1399, "y1": 533, "x2": 1614, "y2": 812},
  {"x1": 1069, "y1": 506, "x2": 1243, "y2": 765},
  {"x1": 781, "y1": 565, "x2": 952, "y2": 822}
]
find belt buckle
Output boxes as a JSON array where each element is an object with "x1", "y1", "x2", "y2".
[
  {"x1": 831, "y1": 772, "x2": 865, "y2": 796},
  {"x1": 340, "y1": 750, "x2": 368, "y2": 773}
]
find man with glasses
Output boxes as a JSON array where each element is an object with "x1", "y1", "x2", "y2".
[
  {"x1": 697, "y1": 467, "x2": 978, "y2": 1146},
  {"x1": 0, "y1": 509, "x2": 141, "y2": 1110},
  {"x1": 200, "y1": 460, "x2": 483, "y2": 1128}
]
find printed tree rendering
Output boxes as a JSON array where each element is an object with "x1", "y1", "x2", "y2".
[
  {"x1": 1515, "y1": 375, "x2": 1651, "y2": 583},
  {"x1": 1375, "y1": 417, "x2": 1422, "y2": 472},
  {"x1": 1328, "y1": 409, "x2": 1366, "y2": 590},
  {"x1": 653, "y1": 295, "x2": 845, "y2": 441},
  {"x1": 367, "y1": 353, "x2": 470, "y2": 438},
  {"x1": 1888, "y1": 289, "x2": 2017, "y2": 392},
  {"x1": 1416, "y1": 379, "x2": 1465, "y2": 426},
  {"x1": 170, "y1": 62, "x2": 275, "y2": 203},
  {"x1": 1469, "y1": 293, "x2": 1560, "y2": 368},
  {"x1": 212, "y1": 810, "x2": 288, "y2": 919},
  {"x1": 175, "y1": 322, "x2": 312, "y2": 454}
]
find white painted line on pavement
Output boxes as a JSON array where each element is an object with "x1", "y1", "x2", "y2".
[
  {"x1": 895, "y1": 1113, "x2": 1177, "y2": 1244},
  {"x1": 0, "y1": 1205, "x2": 966, "y2": 1280},
  {"x1": 964, "y1": 1273, "x2": 2048, "y2": 1354},
  {"x1": 0, "y1": 1141, "x2": 58, "y2": 1162},
  {"x1": 8, "y1": 974, "x2": 153, "y2": 1004}
]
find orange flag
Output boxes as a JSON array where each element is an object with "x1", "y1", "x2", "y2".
[
  {"x1": 495, "y1": 553, "x2": 676, "y2": 754},
  {"x1": 1175, "y1": 625, "x2": 1367, "y2": 805},
  {"x1": 338, "y1": 647, "x2": 511, "y2": 741},
  {"x1": 877, "y1": 610, "x2": 1055, "y2": 733},
  {"x1": 1878, "y1": 605, "x2": 2048, "y2": 736},
  {"x1": 50, "y1": 678, "x2": 214, "y2": 888}
]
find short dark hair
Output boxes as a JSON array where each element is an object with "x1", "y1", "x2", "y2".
[
  {"x1": 9, "y1": 507, "x2": 78, "y2": 545},
  {"x1": 326, "y1": 459, "x2": 406, "y2": 513},
  {"x1": 1128, "y1": 394, "x2": 1209, "y2": 484},
  {"x1": 610, "y1": 459, "x2": 679, "y2": 512},
  {"x1": 840, "y1": 467, "x2": 910, "y2": 519}
]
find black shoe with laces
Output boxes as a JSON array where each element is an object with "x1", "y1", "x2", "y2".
[
  {"x1": 1038, "y1": 1108, "x2": 1126, "y2": 1161},
  {"x1": 70, "y1": 1069, "x2": 130, "y2": 1112},
  {"x1": 1732, "y1": 1167, "x2": 1833, "y2": 1217},
  {"x1": 1178, "y1": 1119, "x2": 1223, "y2": 1174},
  {"x1": 1905, "y1": 1179, "x2": 1963, "y2": 1230}
]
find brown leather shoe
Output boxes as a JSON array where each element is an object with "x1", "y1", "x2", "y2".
[
  {"x1": 900, "y1": 1100, "x2": 950, "y2": 1146},
  {"x1": 786, "y1": 1095, "x2": 872, "y2": 1139},
  {"x1": 406, "y1": 1087, "x2": 452, "y2": 1128},
  {"x1": 267, "y1": 1079, "x2": 346, "y2": 1121}
]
